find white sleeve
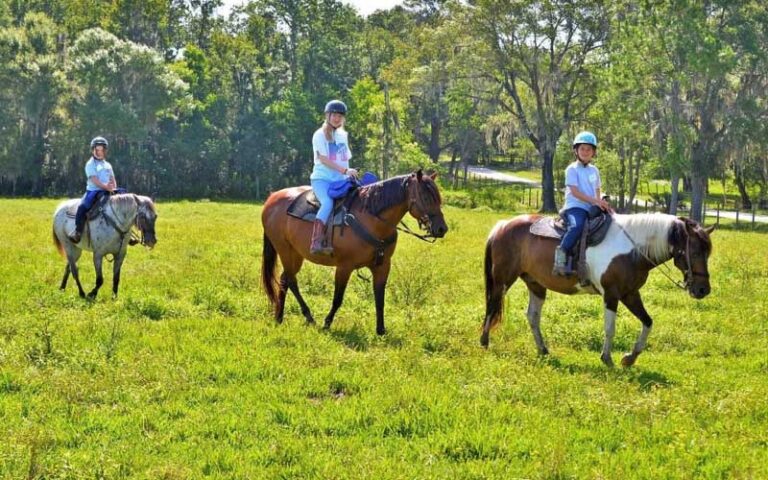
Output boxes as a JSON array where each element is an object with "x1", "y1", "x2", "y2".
[{"x1": 312, "y1": 130, "x2": 328, "y2": 157}]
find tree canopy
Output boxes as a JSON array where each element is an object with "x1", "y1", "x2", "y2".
[{"x1": 1, "y1": 0, "x2": 766, "y2": 220}]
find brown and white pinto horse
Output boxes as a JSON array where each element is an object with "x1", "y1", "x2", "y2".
[
  {"x1": 481, "y1": 213, "x2": 714, "y2": 367},
  {"x1": 261, "y1": 170, "x2": 447, "y2": 335}
]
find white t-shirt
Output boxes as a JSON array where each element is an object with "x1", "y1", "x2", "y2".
[
  {"x1": 563, "y1": 161, "x2": 601, "y2": 211},
  {"x1": 310, "y1": 127, "x2": 352, "y2": 181},
  {"x1": 85, "y1": 157, "x2": 114, "y2": 192}
]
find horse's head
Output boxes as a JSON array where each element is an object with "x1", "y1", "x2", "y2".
[
  {"x1": 405, "y1": 169, "x2": 448, "y2": 238},
  {"x1": 671, "y1": 218, "x2": 714, "y2": 299},
  {"x1": 135, "y1": 196, "x2": 158, "y2": 249}
]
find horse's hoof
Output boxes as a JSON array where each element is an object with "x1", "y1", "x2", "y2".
[
  {"x1": 600, "y1": 354, "x2": 615, "y2": 368},
  {"x1": 539, "y1": 347, "x2": 549, "y2": 356},
  {"x1": 621, "y1": 354, "x2": 636, "y2": 368},
  {"x1": 376, "y1": 328, "x2": 386, "y2": 336},
  {"x1": 322, "y1": 321, "x2": 332, "y2": 330}
]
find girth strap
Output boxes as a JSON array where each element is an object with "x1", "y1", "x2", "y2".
[{"x1": 343, "y1": 213, "x2": 397, "y2": 266}]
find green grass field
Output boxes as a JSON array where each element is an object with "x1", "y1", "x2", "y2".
[{"x1": 1, "y1": 198, "x2": 767, "y2": 479}]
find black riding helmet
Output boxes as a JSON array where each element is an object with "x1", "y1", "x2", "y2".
[
  {"x1": 90, "y1": 136, "x2": 109, "y2": 149},
  {"x1": 324, "y1": 100, "x2": 347, "y2": 115}
]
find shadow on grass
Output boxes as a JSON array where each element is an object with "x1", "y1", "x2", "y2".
[
  {"x1": 325, "y1": 322, "x2": 406, "y2": 351},
  {"x1": 539, "y1": 355, "x2": 673, "y2": 391}
]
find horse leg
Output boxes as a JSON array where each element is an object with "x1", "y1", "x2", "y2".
[
  {"x1": 112, "y1": 248, "x2": 128, "y2": 298},
  {"x1": 322, "y1": 266, "x2": 353, "y2": 331},
  {"x1": 60, "y1": 263, "x2": 71, "y2": 290},
  {"x1": 281, "y1": 272, "x2": 315, "y2": 325},
  {"x1": 274, "y1": 254, "x2": 306, "y2": 324},
  {"x1": 67, "y1": 249, "x2": 86, "y2": 298},
  {"x1": 371, "y1": 260, "x2": 392, "y2": 335},
  {"x1": 619, "y1": 291, "x2": 653, "y2": 367},
  {"x1": 480, "y1": 277, "x2": 508, "y2": 348},
  {"x1": 88, "y1": 253, "x2": 105, "y2": 299},
  {"x1": 600, "y1": 297, "x2": 620, "y2": 367},
  {"x1": 525, "y1": 284, "x2": 548, "y2": 355}
]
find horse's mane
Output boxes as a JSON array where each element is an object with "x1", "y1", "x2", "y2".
[
  {"x1": 357, "y1": 175, "x2": 409, "y2": 215},
  {"x1": 614, "y1": 213, "x2": 676, "y2": 263},
  {"x1": 357, "y1": 174, "x2": 442, "y2": 216},
  {"x1": 111, "y1": 193, "x2": 155, "y2": 214},
  {"x1": 110, "y1": 194, "x2": 138, "y2": 212}
]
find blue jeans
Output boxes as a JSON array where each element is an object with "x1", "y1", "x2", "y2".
[
  {"x1": 74, "y1": 188, "x2": 127, "y2": 233},
  {"x1": 311, "y1": 179, "x2": 333, "y2": 224},
  {"x1": 75, "y1": 190, "x2": 105, "y2": 233},
  {"x1": 559, "y1": 207, "x2": 589, "y2": 254}
]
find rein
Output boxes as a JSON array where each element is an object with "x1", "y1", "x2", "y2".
[{"x1": 397, "y1": 220, "x2": 438, "y2": 243}]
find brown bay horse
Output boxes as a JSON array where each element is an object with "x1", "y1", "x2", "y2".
[
  {"x1": 261, "y1": 170, "x2": 447, "y2": 334},
  {"x1": 482, "y1": 213, "x2": 714, "y2": 367}
]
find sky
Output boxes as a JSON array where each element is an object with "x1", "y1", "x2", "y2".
[{"x1": 218, "y1": 0, "x2": 404, "y2": 18}]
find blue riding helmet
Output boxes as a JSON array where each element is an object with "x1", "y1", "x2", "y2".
[
  {"x1": 324, "y1": 100, "x2": 347, "y2": 115},
  {"x1": 573, "y1": 131, "x2": 597, "y2": 149}
]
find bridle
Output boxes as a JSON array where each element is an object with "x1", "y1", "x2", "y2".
[
  {"x1": 616, "y1": 219, "x2": 708, "y2": 291},
  {"x1": 671, "y1": 228, "x2": 710, "y2": 289},
  {"x1": 399, "y1": 176, "x2": 440, "y2": 243}
]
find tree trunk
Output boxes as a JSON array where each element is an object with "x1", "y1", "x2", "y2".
[
  {"x1": 690, "y1": 171, "x2": 707, "y2": 222},
  {"x1": 428, "y1": 113, "x2": 440, "y2": 162},
  {"x1": 449, "y1": 148, "x2": 458, "y2": 188},
  {"x1": 618, "y1": 143, "x2": 627, "y2": 211},
  {"x1": 540, "y1": 147, "x2": 557, "y2": 212},
  {"x1": 733, "y1": 164, "x2": 752, "y2": 210},
  {"x1": 669, "y1": 174, "x2": 680, "y2": 216}
]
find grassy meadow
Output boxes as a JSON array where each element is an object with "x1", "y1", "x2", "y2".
[{"x1": 1, "y1": 197, "x2": 767, "y2": 479}]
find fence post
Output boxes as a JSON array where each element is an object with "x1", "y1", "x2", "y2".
[
  {"x1": 703, "y1": 202, "x2": 706, "y2": 221},
  {"x1": 735, "y1": 208, "x2": 739, "y2": 225},
  {"x1": 753, "y1": 206, "x2": 757, "y2": 229},
  {"x1": 716, "y1": 204, "x2": 720, "y2": 226}
]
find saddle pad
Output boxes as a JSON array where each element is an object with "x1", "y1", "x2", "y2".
[
  {"x1": 530, "y1": 214, "x2": 613, "y2": 247},
  {"x1": 286, "y1": 189, "x2": 346, "y2": 226}
]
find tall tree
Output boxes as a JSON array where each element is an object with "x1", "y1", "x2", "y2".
[{"x1": 466, "y1": 0, "x2": 609, "y2": 211}]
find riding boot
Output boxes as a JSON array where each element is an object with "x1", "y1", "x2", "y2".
[
  {"x1": 322, "y1": 221, "x2": 335, "y2": 256},
  {"x1": 552, "y1": 246, "x2": 569, "y2": 276},
  {"x1": 310, "y1": 220, "x2": 332, "y2": 256},
  {"x1": 68, "y1": 204, "x2": 87, "y2": 243}
]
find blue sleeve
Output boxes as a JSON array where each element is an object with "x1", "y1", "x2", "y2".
[
  {"x1": 85, "y1": 160, "x2": 97, "y2": 177},
  {"x1": 565, "y1": 165, "x2": 578, "y2": 187}
]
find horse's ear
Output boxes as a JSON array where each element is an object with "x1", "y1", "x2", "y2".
[
  {"x1": 416, "y1": 168, "x2": 423, "y2": 181},
  {"x1": 704, "y1": 224, "x2": 716, "y2": 235},
  {"x1": 429, "y1": 171, "x2": 438, "y2": 181}
]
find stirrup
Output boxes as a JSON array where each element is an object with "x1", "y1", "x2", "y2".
[{"x1": 68, "y1": 231, "x2": 81, "y2": 243}]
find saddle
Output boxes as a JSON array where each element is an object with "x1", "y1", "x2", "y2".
[
  {"x1": 65, "y1": 192, "x2": 111, "y2": 221},
  {"x1": 531, "y1": 211, "x2": 613, "y2": 287},
  {"x1": 529, "y1": 211, "x2": 612, "y2": 247},
  {"x1": 286, "y1": 189, "x2": 353, "y2": 226}
]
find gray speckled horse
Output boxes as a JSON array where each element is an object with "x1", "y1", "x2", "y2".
[{"x1": 52, "y1": 194, "x2": 157, "y2": 299}]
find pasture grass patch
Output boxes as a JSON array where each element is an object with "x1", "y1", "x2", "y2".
[{"x1": 0, "y1": 198, "x2": 766, "y2": 478}]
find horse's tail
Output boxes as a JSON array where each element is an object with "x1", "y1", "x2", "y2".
[
  {"x1": 481, "y1": 223, "x2": 507, "y2": 346},
  {"x1": 484, "y1": 233, "x2": 503, "y2": 331},
  {"x1": 261, "y1": 233, "x2": 280, "y2": 310},
  {"x1": 53, "y1": 225, "x2": 65, "y2": 257}
]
